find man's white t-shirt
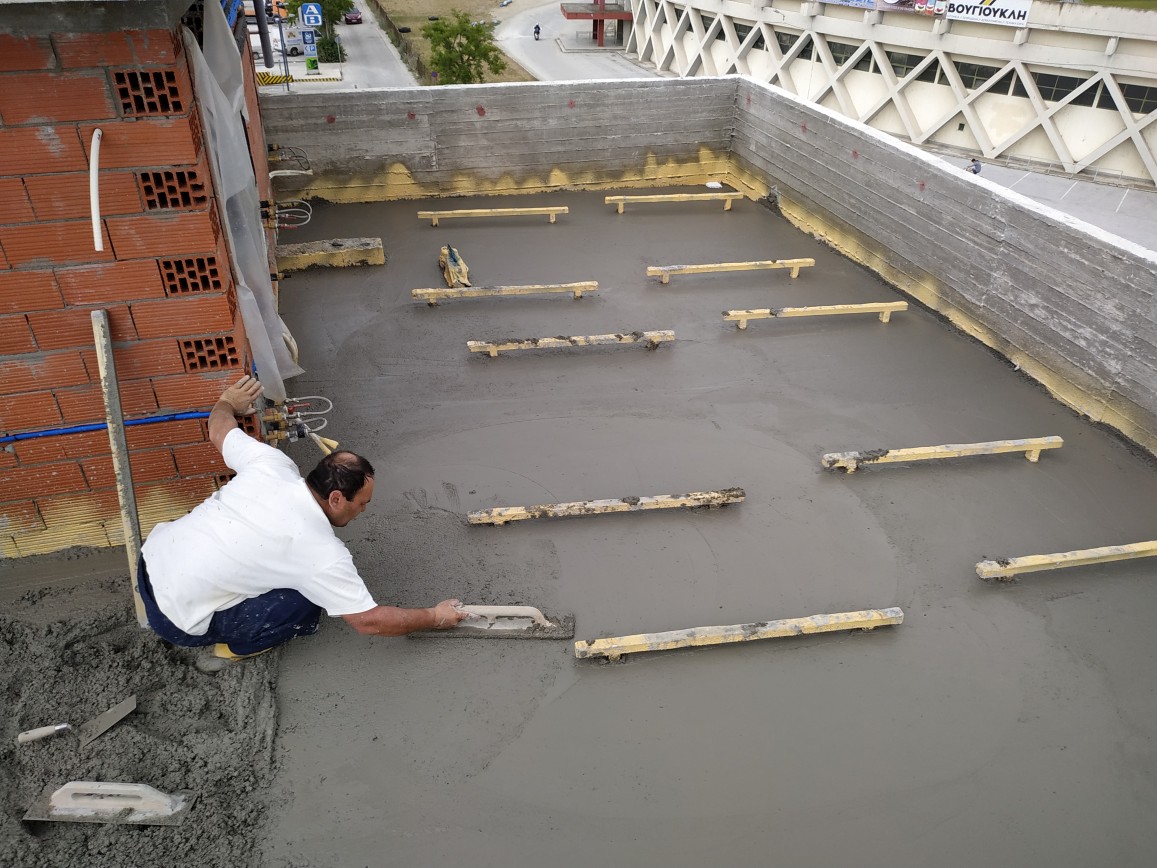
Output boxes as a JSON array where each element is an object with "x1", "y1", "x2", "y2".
[{"x1": 141, "y1": 428, "x2": 377, "y2": 635}]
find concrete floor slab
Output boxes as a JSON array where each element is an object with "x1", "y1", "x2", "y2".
[{"x1": 259, "y1": 189, "x2": 1157, "y2": 867}]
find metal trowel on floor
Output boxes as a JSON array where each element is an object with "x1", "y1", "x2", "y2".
[
  {"x1": 409, "y1": 605, "x2": 575, "y2": 640},
  {"x1": 78, "y1": 695, "x2": 137, "y2": 748}
]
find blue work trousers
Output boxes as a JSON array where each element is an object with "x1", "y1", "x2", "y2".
[{"x1": 137, "y1": 554, "x2": 322, "y2": 656}]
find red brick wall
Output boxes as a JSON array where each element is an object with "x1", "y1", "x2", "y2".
[{"x1": 0, "y1": 27, "x2": 266, "y2": 557}]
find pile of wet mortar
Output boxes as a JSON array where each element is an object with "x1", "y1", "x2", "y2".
[{"x1": 0, "y1": 576, "x2": 277, "y2": 868}]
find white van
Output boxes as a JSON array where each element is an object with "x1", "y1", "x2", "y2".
[{"x1": 248, "y1": 26, "x2": 304, "y2": 58}]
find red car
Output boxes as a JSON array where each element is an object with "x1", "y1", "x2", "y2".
[{"x1": 344, "y1": 8, "x2": 362, "y2": 23}]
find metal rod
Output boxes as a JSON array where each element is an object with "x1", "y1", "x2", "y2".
[{"x1": 90, "y1": 310, "x2": 146, "y2": 627}]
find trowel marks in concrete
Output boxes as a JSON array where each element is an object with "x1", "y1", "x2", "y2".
[
  {"x1": 262, "y1": 190, "x2": 1157, "y2": 866},
  {"x1": 0, "y1": 579, "x2": 277, "y2": 868}
]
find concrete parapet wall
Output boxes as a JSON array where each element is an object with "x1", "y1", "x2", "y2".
[
  {"x1": 261, "y1": 79, "x2": 736, "y2": 201},
  {"x1": 732, "y1": 77, "x2": 1157, "y2": 454},
  {"x1": 261, "y1": 77, "x2": 1157, "y2": 454}
]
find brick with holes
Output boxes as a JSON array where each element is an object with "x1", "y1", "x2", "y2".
[
  {"x1": 137, "y1": 164, "x2": 210, "y2": 210},
  {"x1": 159, "y1": 252, "x2": 226, "y2": 295},
  {"x1": 112, "y1": 63, "x2": 192, "y2": 116}
]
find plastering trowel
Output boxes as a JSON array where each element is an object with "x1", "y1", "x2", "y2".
[
  {"x1": 23, "y1": 781, "x2": 197, "y2": 826},
  {"x1": 409, "y1": 605, "x2": 575, "y2": 640}
]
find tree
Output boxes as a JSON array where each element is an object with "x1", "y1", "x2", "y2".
[
  {"x1": 281, "y1": 0, "x2": 353, "y2": 36},
  {"x1": 421, "y1": 10, "x2": 506, "y2": 85}
]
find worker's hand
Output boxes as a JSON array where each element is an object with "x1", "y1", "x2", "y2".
[
  {"x1": 432, "y1": 599, "x2": 468, "y2": 629},
  {"x1": 219, "y1": 375, "x2": 263, "y2": 415}
]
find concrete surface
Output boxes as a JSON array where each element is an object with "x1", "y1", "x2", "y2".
[
  {"x1": 256, "y1": 189, "x2": 1157, "y2": 867},
  {"x1": 262, "y1": 77, "x2": 1157, "y2": 454}
]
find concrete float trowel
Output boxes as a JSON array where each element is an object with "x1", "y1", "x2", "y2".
[{"x1": 409, "y1": 605, "x2": 575, "y2": 640}]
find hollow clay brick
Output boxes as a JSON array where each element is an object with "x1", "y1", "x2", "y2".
[
  {"x1": 0, "y1": 34, "x2": 56, "y2": 73},
  {"x1": 55, "y1": 260, "x2": 165, "y2": 305},
  {"x1": 25, "y1": 171, "x2": 144, "y2": 221},
  {"x1": 55, "y1": 379, "x2": 158, "y2": 424},
  {"x1": 0, "y1": 127, "x2": 87, "y2": 175},
  {"x1": 54, "y1": 30, "x2": 180, "y2": 69},
  {"x1": 0, "y1": 178, "x2": 35, "y2": 223},
  {"x1": 0, "y1": 351, "x2": 90, "y2": 393},
  {"x1": 79, "y1": 116, "x2": 201, "y2": 169},
  {"x1": 0, "y1": 392, "x2": 62, "y2": 431},
  {"x1": 131, "y1": 295, "x2": 233, "y2": 339},
  {"x1": 172, "y1": 441, "x2": 227, "y2": 476},
  {"x1": 28, "y1": 305, "x2": 137, "y2": 350},
  {"x1": 0, "y1": 71, "x2": 115, "y2": 124},
  {"x1": 0, "y1": 315, "x2": 37, "y2": 355},
  {"x1": 0, "y1": 461, "x2": 88, "y2": 502},
  {"x1": 105, "y1": 211, "x2": 216, "y2": 258},
  {"x1": 0, "y1": 220, "x2": 114, "y2": 268},
  {"x1": 81, "y1": 447, "x2": 177, "y2": 488}
]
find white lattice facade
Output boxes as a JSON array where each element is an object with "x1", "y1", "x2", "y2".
[{"x1": 626, "y1": 0, "x2": 1157, "y2": 185}]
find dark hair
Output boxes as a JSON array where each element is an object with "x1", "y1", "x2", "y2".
[{"x1": 306, "y1": 451, "x2": 375, "y2": 500}]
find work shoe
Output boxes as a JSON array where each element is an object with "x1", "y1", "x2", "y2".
[{"x1": 194, "y1": 643, "x2": 271, "y2": 674}]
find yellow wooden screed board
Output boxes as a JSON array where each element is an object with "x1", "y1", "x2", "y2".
[
  {"x1": 467, "y1": 330, "x2": 674, "y2": 357},
  {"x1": 469, "y1": 487, "x2": 745, "y2": 525},
  {"x1": 605, "y1": 192, "x2": 744, "y2": 213},
  {"x1": 416, "y1": 206, "x2": 569, "y2": 226},
  {"x1": 724, "y1": 301, "x2": 907, "y2": 329},
  {"x1": 822, "y1": 436, "x2": 1064, "y2": 472},
  {"x1": 646, "y1": 258, "x2": 816, "y2": 283},
  {"x1": 574, "y1": 607, "x2": 905, "y2": 660},
  {"x1": 976, "y1": 540, "x2": 1157, "y2": 581},
  {"x1": 412, "y1": 282, "x2": 598, "y2": 305}
]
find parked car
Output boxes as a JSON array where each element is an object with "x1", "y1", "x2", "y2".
[{"x1": 344, "y1": 8, "x2": 363, "y2": 23}]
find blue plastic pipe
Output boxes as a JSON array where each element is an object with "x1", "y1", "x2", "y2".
[{"x1": 0, "y1": 411, "x2": 210, "y2": 445}]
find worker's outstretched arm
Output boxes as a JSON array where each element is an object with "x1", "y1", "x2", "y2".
[
  {"x1": 209, "y1": 375, "x2": 264, "y2": 453},
  {"x1": 342, "y1": 599, "x2": 468, "y2": 637}
]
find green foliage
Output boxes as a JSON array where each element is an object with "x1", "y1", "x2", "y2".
[
  {"x1": 281, "y1": 0, "x2": 354, "y2": 31},
  {"x1": 317, "y1": 33, "x2": 346, "y2": 62},
  {"x1": 421, "y1": 10, "x2": 506, "y2": 85}
]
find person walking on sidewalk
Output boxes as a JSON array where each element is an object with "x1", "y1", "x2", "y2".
[
  {"x1": 138, "y1": 375, "x2": 467, "y2": 673},
  {"x1": 533, "y1": 23, "x2": 541, "y2": 40}
]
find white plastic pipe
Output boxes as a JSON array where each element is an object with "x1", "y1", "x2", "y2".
[{"x1": 90, "y1": 128, "x2": 103, "y2": 252}]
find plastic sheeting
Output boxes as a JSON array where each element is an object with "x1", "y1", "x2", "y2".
[{"x1": 183, "y1": 3, "x2": 303, "y2": 403}]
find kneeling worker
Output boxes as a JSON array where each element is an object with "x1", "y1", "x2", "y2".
[{"x1": 138, "y1": 375, "x2": 467, "y2": 672}]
